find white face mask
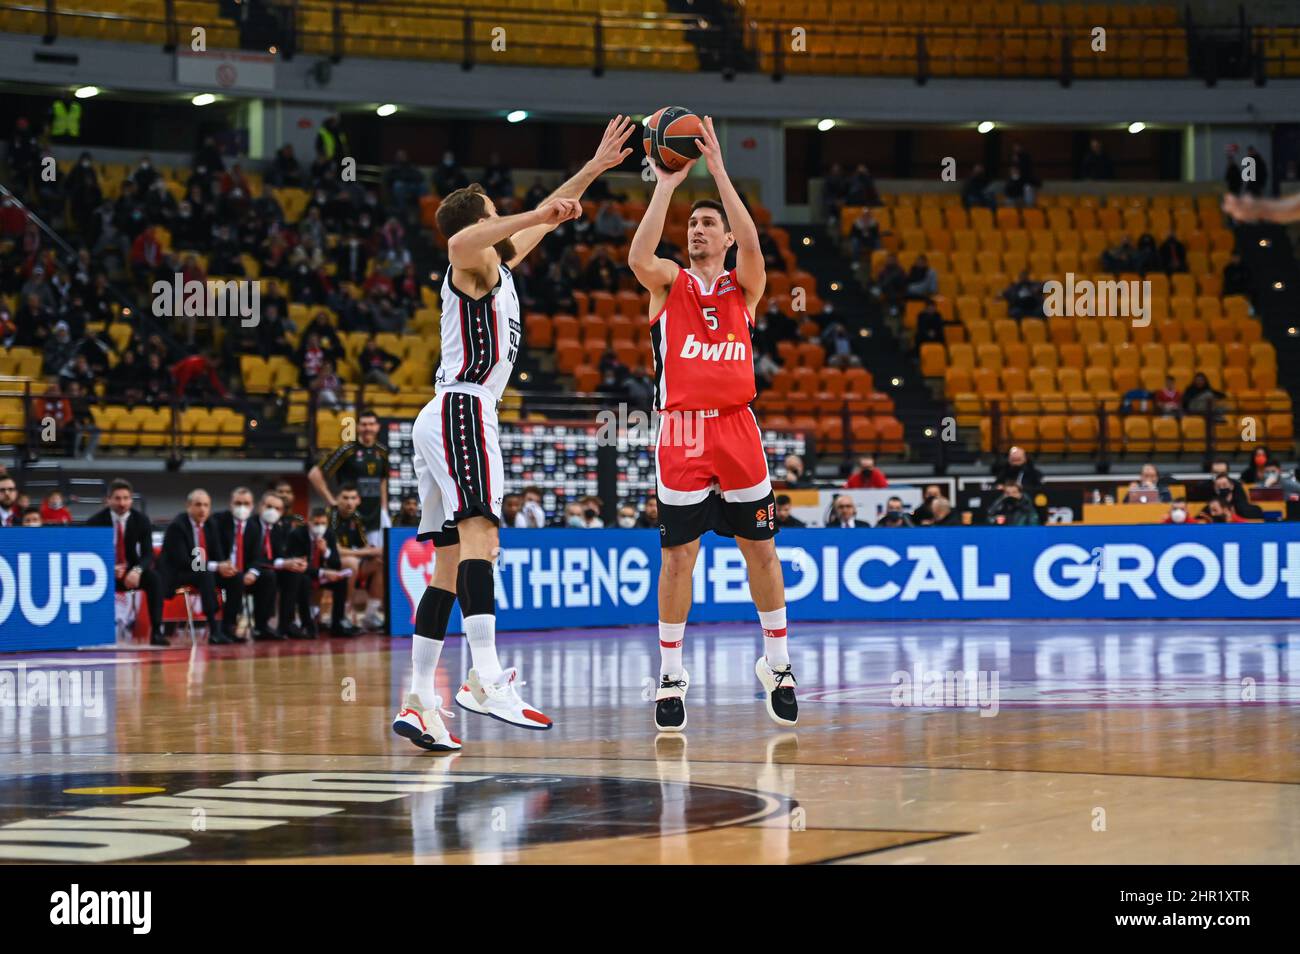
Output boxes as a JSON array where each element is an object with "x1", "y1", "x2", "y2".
[
  {"x1": 1170, "y1": 508, "x2": 1187, "y2": 524},
  {"x1": 617, "y1": 515, "x2": 637, "y2": 529},
  {"x1": 232, "y1": 504, "x2": 252, "y2": 521},
  {"x1": 566, "y1": 515, "x2": 585, "y2": 528},
  {"x1": 262, "y1": 507, "x2": 281, "y2": 525},
  {"x1": 309, "y1": 524, "x2": 327, "y2": 539}
]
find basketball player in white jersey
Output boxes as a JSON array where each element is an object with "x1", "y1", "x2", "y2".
[{"x1": 393, "y1": 115, "x2": 636, "y2": 751}]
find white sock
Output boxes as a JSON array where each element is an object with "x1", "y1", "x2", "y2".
[
  {"x1": 409, "y1": 635, "x2": 443, "y2": 701},
  {"x1": 366, "y1": 598, "x2": 382, "y2": 616},
  {"x1": 758, "y1": 607, "x2": 789, "y2": 669},
  {"x1": 659, "y1": 620, "x2": 686, "y2": 678},
  {"x1": 464, "y1": 614, "x2": 503, "y2": 683}
]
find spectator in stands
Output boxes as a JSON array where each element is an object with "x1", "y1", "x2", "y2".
[
  {"x1": 613, "y1": 502, "x2": 639, "y2": 529},
  {"x1": 1010, "y1": 143, "x2": 1040, "y2": 191},
  {"x1": 905, "y1": 254, "x2": 938, "y2": 300},
  {"x1": 432, "y1": 150, "x2": 469, "y2": 197},
  {"x1": 993, "y1": 445, "x2": 1043, "y2": 489},
  {"x1": 1001, "y1": 270, "x2": 1044, "y2": 320},
  {"x1": 594, "y1": 201, "x2": 630, "y2": 242},
  {"x1": 520, "y1": 486, "x2": 549, "y2": 528},
  {"x1": 845, "y1": 455, "x2": 888, "y2": 489},
  {"x1": 33, "y1": 379, "x2": 74, "y2": 452},
  {"x1": 1245, "y1": 146, "x2": 1268, "y2": 197},
  {"x1": 909, "y1": 485, "x2": 943, "y2": 523},
  {"x1": 1159, "y1": 230, "x2": 1187, "y2": 273},
  {"x1": 522, "y1": 177, "x2": 549, "y2": 210},
  {"x1": 988, "y1": 482, "x2": 1039, "y2": 525},
  {"x1": 394, "y1": 493, "x2": 421, "y2": 528},
  {"x1": 1196, "y1": 497, "x2": 1240, "y2": 524},
  {"x1": 1256, "y1": 462, "x2": 1300, "y2": 497},
  {"x1": 1242, "y1": 448, "x2": 1280, "y2": 485},
  {"x1": 1163, "y1": 501, "x2": 1190, "y2": 524},
  {"x1": 66, "y1": 152, "x2": 103, "y2": 239},
  {"x1": 624, "y1": 362, "x2": 654, "y2": 411},
  {"x1": 357, "y1": 333, "x2": 402, "y2": 393},
  {"x1": 0, "y1": 306, "x2": 15, "y2": 347},
  {"x1": 141, "y1": 350, "x2": 172, "y2": 406},
  {"x1": 583, "y1": 247, "x2": 620, "y2": 293},
  {"x1": 1002, "y1": 163, "x2": 1034, "y2": 208},
  {"x1": 21, "y1": 507, "x2": 42, "y2": 526},
  {"x1": 910, "y1": 297, "x2": 948, "y2": 354},
  {"x1": 1127, "y1": 463, "x2": 1172, "y2": 503},
  {"x1": 160, "y1": 488, "x2": 228, "y2": 640},
  {"x1": 42, "y1": 321, "x2": 78, "y2": 376},
  {"x1": 783, "y1": 454, "x2": 813, "y2": 489},
  {"x1": 1078, "y1": 138, "x2": 1114, "y2": 180},
  {"x1": 497, "y1": 493, "x2": 522, "y2": 529},
  {"x1": 877, "y1": 511, "x2": 908, "y2": 528},
  {"x1": 382, "y1": 150, "x2": 426, "y2": 212},
  {"x1": 285, "y1": 506, "x2": 352, "y2": 638},
  {"x1": 1102, "y1": 236, "x2": 1138, "y2": 274},
  {"x1": 881, "y1": 496, "x2": 913, "y2": 526},
  {"x1": 822, "y1": 162, "x2": 850, "y2": 227},
  {"x1": 7, "y1": 117, "x2": 40, "y2": 197},
  {"x1": 562, "y1": 501, "x2": 590, "y2": 528},
  {"x1": 1155, "y1": 375, "x2": 1182, "y2": 417},
  {"x1": 1134, "y1": 233, "x2": 1162, "y2": 275},
  {"x1": 1212, "y1": 472, "x2": 1264, "y2": 520},
  {"x1": 962, "y1": 163, "x2": 996, "y2": 210},
  {"x1": 1222, "y1": 252, "x2": 1251, "y2": 297},
  {"x1": 0, "y1": 474, "x2": 18, "y2": 526},
  {"x1": 926, "y1": 496, "x2": 960, "y2": 526},
  {"x1": 579, "y1": 495, "x2": 605, "y2": 528},
  {"x1": 848, "y1": 207, "x2": 881, "y2": 264},
  {"x1": 311, "y1": 359, "x2": 343, "y2": 409},
  {"x1": 775, "y1": 494, "x2": 805, "y2": 528},
  {"x1": 481, "y1": 152, "x2": 513, "y2": 202},
  {"x1": 846, "y1": 165, "x2": 881, "y2": 207},
  {"x1": 828, "y1": 495, "x2": 869, "y2": 528},
  {"x1": 1182, "y1": 372, "x2": 1225, "y2": 417},
  {"x1": 267, "y1": 143, "x2": 303, "y2": 188},
  {"x1": 39, "y1": 489, "x2": 72, "y2": 525}
]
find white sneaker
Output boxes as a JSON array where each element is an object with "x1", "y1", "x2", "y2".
[
  {"x1": 455, "y1": 667, "x2": 553, "y2": 730},
  {"x1": 755, "y1": 656, "x2": 798, "y2": 726},
  {"x1": 654, "y1": 669, "x2": 689, "y2": 733},
  {"x1": 391, "y1": 692, "x2": 462, "y2": 751},
  {"x1": 362, "y1": 610, "x2": 385, "y2": 631}
]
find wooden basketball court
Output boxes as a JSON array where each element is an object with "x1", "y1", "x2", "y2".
[{"x1": 1, "y1": 620, "x2": 1296, "y2": 864}]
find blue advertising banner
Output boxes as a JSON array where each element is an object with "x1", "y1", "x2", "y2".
[
  {"x1": 386, "y1": 523, "x2": 1300, "y2": 635},
  {"x1": 0, "y1": 528, "x2": 116, "y2": 652}
]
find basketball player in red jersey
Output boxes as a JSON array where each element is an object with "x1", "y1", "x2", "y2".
[{"x1": 628, "y1": 116, "x2": 796, "y2": 733}]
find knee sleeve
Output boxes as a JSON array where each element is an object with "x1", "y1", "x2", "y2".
[
  {"x1": 457, "y1": 559, "x2": 494, "y2": 618},
  {"x1": 414, "y1": 586, "x2": 456, "y2": 641}
]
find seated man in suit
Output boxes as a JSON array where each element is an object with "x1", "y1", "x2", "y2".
[
  {"x1": 828, "y1": 494, "x2": 870, "y2": 528},
  {"x1": 86, "y1": 478, "x2": 167, "y2": 646},
  {"x1": 210, "y1": 486, "x2": 260, "y2": 642},
  {"x1": 286, "y1": 506, "x2": 356, "y2": 637},
  {"x1": 245, "y1": 490, "x2": 310, "y2": 639},
  {"x1": 160, "y1": 488, "x2": 228, "y2": 642}
]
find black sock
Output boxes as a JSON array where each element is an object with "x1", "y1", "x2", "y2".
[
  {"x1": 414, "y1": 586, "x2": 456, "y2": 641},
  {"x1": 457, "y1": 559, "x2": 495, "y2": 618}
]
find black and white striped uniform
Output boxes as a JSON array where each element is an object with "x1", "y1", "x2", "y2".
[{"x1": 412, "y1": 263, "x2": 521, "y2": 543}]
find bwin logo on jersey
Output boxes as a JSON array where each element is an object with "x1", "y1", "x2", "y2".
[{"x1": 679, "y1": 333, "x2": 747, "y2": 362}]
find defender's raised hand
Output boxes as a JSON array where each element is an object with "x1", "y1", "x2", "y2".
[
  {"x1": 591, "y1": 114, "x2": 637, "y2": 172},
  {"x1": 536, "y1": 196, "x2": 583, "y2": 226}
]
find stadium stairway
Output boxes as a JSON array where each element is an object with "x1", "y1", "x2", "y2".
[
  {"x1": 1232, "y1": 221, "x2": 1300, "y2": 452},
  {"x1": 781, "y1": 223, "x2": 963, "y2": 471}
]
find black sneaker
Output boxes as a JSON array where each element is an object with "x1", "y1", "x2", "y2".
[
  {"x1": 654, "y1": 670, "x2": 690, "y2": 733},
  {"x1": 755, "y1": 657, "x2": 798, "y2": 726}
]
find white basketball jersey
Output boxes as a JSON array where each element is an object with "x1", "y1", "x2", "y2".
[{"x1": 435, "y1": 263, "x2": 521, "y2": 402}]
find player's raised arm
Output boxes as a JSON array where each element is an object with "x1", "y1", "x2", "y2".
[
  {"x1": 629, "y1": 160, "x2": 693, "y2": 294},
  {"x1": 695, "y1": 115, "x2": 765, "y2": 304},
  {"x1": 449, "y1": 197, "x2": 580, "y2": 274},
  {"x1": 1223, "y1": 191, "x2": 1300, "y2": 224},
  {"x1": 506, "y1": 115, "x2": 636, "y2": 268}
]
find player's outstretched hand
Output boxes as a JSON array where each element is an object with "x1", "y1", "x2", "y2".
[
  {"x1": 695, "y1": 115, "x2": 725, "y2": 178},
  {"x1": 536, "y1": 196, "x2": 583, "y2": 226},
  {"x1": 592, "y1": 114, "x2": 637, "y2": 172},
  {"x1": 1222, "y1": 192, "x2": 1260, "y2": 223}
]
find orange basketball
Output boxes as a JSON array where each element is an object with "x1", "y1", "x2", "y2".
[{"x1": 643, "y1": 106, "x2": 704, "y2": 171}]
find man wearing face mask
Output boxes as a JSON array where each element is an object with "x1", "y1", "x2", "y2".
[
  {"x1": 211, "y1": 487, "x2": 260, "y2": 642},
  {"x1": 635, "y1": 494, "x2": 660, "y2": 530},
  {"x1": 1212, "y1": 472, "x2": 1264, "y2": 521},
  {"x1": 286, "y1": 507, "x2": 353, "y2": 638},
  {"x1": 614, "y1": 503, "x2": 639, "y2": 529},
  {"x1": 1163, "y1": 501, "x2": 1191, "y2": 525},
  {"x1": 241, "y1": 492, "x2": 309, "y2": 640}
]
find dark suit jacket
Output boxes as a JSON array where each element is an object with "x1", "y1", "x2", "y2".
[
  {"x1": 211, "y1": 510, "x2": 269, "y2": 572},
  {"x1": 160, "y1": 512, "x2": 217, "y2": 583},
  {"x1": 828, "y1": 520, "x2": 870, "y2": 528},
  {"x1": 85, "y1": 507, "x2": 154, "y2": 570},
  {"x1": 287, "y1": 524, "x2": 342, "y2": 574}
]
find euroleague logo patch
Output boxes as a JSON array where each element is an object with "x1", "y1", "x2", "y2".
[{"x1": 755, "y1": 502, "x2": 774, "y2": 529}]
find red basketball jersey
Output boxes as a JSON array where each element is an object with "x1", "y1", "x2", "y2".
[{"x1": 650, "y1": 267, "x2": 756, "y2": 412}]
